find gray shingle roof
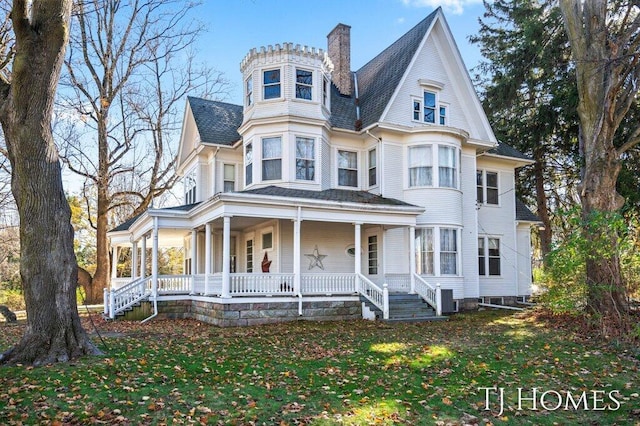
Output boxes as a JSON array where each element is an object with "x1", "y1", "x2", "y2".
[
  {"x1": 188, "y1": 96, "x2": 243, "y2": 146},
  {"x1": 108, "y1": 202, "x2": 201, "y2": 232},
  {"x1": 487, "y1": 142, "x2": 532, "y2": 161},
  {"x1": 329, "y1": 81, "x2": 358, "y2": 130},
  {"x1": 354, "y1": 9, "x2": 438, "y2": 130},
  {"x1": 515, "y1": 199, "x2": 541, "y2": 222},
  {"x1": 240, "y1": 185, "x2": 418, "y2": 207}
]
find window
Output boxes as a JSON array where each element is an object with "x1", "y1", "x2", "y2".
[
  {"x1": 246, "y1": 239, "x2": 254, "y2": 273},
  {"x1": 368, "y1": 235, "x2": 378, "y2": 275},
  {"x1": 296, "y1": 69, "x2": 313, "y2": 100},
  {"x1": 296, "y1": 137, "x2": 315, "y2": 180},
  {"x1": 246, "y1": 77, "x2": 253, "y2": 106},
  {"x1": 245, "y1": 143, "x2": 253, "y2": 186},
  {"x1": 263, "y1": 69, "x2": 281, "y2": 99},
  {"x1": 322, "y1": 77, "x2": 329, "y2": 107},
  {"x1": 415, "y1": 228, "x2": 434, "y2": 275},
  {"x1": 223, "y1": 164, "x2": 235, "y2": 192},
  {"x1": 368, "y1": 148, "x2": 377, "y2": 187},
  {"x1": 184, "y1": 170, "x2": 196, "y2": 204},
  {"x1": 262, "y1": 232, "x2": 273, "y2": 250},
  {"x1": 413, "y1": 99, "x2": 421, "y2": 121},
  {"x1": 438, "y1": 146, "x2": 457, "y2": 188},
  {"x1": 262, "y1": 137, "x2": 282, "y2": 181},
  {"x1": 478, "y1": 237, "x2": 501, "y2": 276},
  {"x1": 424, "y1": 91, "x2": 436, "y2": 123},
  {"x1": 477, "y1": 170, "x2": 499, "y2": 205},
  {"x1": 413, "y1": 91, "x2": 447, "y2": 125},
  {"x1": 338, "y1": 150, "x2": 358, "y2": 187},
  {"x1": 409, "y1": 145, "x2": 432, "y2": 187},
  {"x1": 440, "y1": 228, "x2": 457, "y2": 275}
]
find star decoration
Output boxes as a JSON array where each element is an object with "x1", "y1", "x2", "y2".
[{"x1": 305, "y1": 245, "x2": 327, "y2": 270}]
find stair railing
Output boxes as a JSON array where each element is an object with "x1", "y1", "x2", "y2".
[
  {"x1": 356, "y1": 273, "x2": 389, "y2": 320},
  {"x1": 107, "y1": 276, "x2": 152, "y2": 319},
  {"x1": 412, "y1": 273, "x2": 441, "y2": 316}
]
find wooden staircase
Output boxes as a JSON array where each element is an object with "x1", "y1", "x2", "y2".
[{"x1": 361, "y1": 293, "x2": 448, "y2": 322}]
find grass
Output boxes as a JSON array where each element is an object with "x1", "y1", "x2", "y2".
[{"x1": 1, "y1": 310, "x2": 639, "y2": 425}]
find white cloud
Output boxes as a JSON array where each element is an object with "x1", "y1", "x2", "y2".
[
  {"x1": 401, "y1": 0, "x2": 484, "y2": 15},
  {"x1": 396, "y1": 17, "x2": 406, "y2": 24}
]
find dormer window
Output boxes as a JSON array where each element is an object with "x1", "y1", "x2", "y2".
[
  {"x1": 295, "y1": 69, "x2": 313, "y2": 100},
  {"x1": 263, "y1": 69, "x2": 281, "y2": 99}
]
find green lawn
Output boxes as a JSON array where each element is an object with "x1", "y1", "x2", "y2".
[{"x1": 1, "y1": 310, "x2": 638, "y2": 425}]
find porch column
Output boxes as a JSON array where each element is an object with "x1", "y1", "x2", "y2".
[
  {"x1": 354, "y1": 222, "x2": 362, "y2": 275},
  {"x1": 140, "y1": 235, "x2": 147, "y2": 279},
  {"x1": 409, "y1": 226, "x2": 416, "y2": 294},
  {"x1": 190, "y1": 229, "x2": 197, "y2": 294},
  {"x1": 221, "y1": 215, "x2": 231, "y2": 298},
  {"x1": 293, "y1": 208, "x2": 301, "y2": 294},
  {"x1": 131, "y1": 241, "x2": 138, "y2": 281},
  {"x1": 151, "y1": 218, "x2": 159, "y2": 298},
  {"x1": 204, "y1": 222, "x2": 212, "y2": 295},
  {"x1": 111, "y1": 245, "x2": 118, "y2": 282}
]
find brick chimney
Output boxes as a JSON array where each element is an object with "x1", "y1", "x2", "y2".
[{"x1": 327, "y1": 23, "x2": 352, "y2": 96}]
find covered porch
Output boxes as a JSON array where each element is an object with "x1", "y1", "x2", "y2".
[{"x1": 105, "y1": 188, "x2": 445, "y2": 322}]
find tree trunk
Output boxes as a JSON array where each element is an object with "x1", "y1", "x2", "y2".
[
  {"x1": 560, "y1": 0, "x2": 632, "y2": 337},
  {"x1": 0, "y1": 1, "x2": 100, "y2": 365},
  {"x1": 533, "y1": 147, "x2": 552, "y2": 259},
  {"x1": 91, "y1": 115, "x2": 112, "y2": 293}
]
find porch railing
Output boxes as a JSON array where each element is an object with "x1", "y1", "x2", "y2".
[
  {"x1": 356, "y1": 273, "x2": 389, "y2": 320},
  {"x1": 158, "y1": 275, "x2": 191, "y2": 294},
  {"x1": 107, "y1": 276, "x2": 152, "y2": 319},
  {"x1": 384, "y1": 274, "x2": 410, "y2": 292},
  {"x1": 301, "y1": 273, "x2": 356, "y2": 295},
  {"x1": 230, "y1": 273, "x2": 295, "y2": 296},
  {"x1": 413, "y1": 273, "x2": 441, "y2": 316}
]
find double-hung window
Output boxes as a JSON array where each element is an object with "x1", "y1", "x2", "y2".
[
  {"x1": 296, "y1": 69, "x2": 313, "y2": 100},
  {"x1": 409, "y1": 145, "x2": 432, "y2": 187},
  {"x1": 245, "y1": 77, "x2": 253, "y2": 106},
  {"x1": 262, "y1": 137, "x2": 282, "y2": 181},
  {"x1": 413, "y1": 90, "x2": 447, "y2": 125},
  {"x1": 423, "y1": 91, "x2": 437, "y2": 123},
  {"x1": 338, "y1": 150, "x2": 358, "y2": 187},
  {"x1": 296, "y1": 137, "x2": 315, "y2": 181},
  {"x1": 477, "y1": 170, "x2": 499, "y2": 205},
  {"x1": 368, "y1": 148, "x2": 377, "y2": 187},
  {"x1": 440, "y1": 228, "x2": 458, "y2": 275},
  {"x1": 438, "y1": 146, "x2": 457, "y2": 188},
  {"x1": 322, "y1": 77, "x2": 329, "y2": 107},
  {"x1": 263, "y1": 69, "x2": 281, "y2": 99},
  {"x1": 245, "y1": 143, "x2": 253, "y2": 186},
  {"x1": 223, "y1": 164, "x2": 235, "y2": 192},
  {"x1": 478, "y1": 237, "x2": 501, "y2": 276},
  {"x1": 184, "y1": 171, "x2": 196, "y2": 204},
  {"x1": 415, "y1": 228, "x2": 434, "y2": 275}
]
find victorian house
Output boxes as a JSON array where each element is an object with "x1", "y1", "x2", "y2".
[{"x1": 105, "y1": 8, "x2": 539, "y2": 325}]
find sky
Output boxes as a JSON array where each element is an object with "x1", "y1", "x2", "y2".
[{"x1": 197, "y1": 0, "x2": 489, "y2": 105}]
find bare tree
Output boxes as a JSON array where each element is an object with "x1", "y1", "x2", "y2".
[
  {"x1": 0, "y1": 0, "x2": 100, "y2": 365},
  {"x1": 59, "y1": 0, "x2": 228, "y2": 302},
  {"x1": 559, "y1": 0, "x2": 640, "y2": 335}
]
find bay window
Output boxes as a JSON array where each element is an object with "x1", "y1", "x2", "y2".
[
  {"x1": 368, "y1": 148, "x2": 377, "y2": 187},
  {"x1": 263, "y1": 69, "x2": 281, "y2": 99},
  {"x1": 296, "y1": 137, "x2": 315, "y2": 181},
  {"x1": 415, "y1": 228, "x2": 434, "y2": 275},
  {"x1": 409, "y1": 145, "x2": 432, "y2": 187},
  {"x1": 440, "y1": 228, "x2": 458, "y2": 275},
  {"x1": 295, "y1": 69, "x2": 313, "y2": 100},
  {"x1": 262, "y1": 137, "x2": 282, "y2": 181},
  {"x1": 438, "y1": 145, "x2": 457, "y2": 188},
  {"x1": 245, "y1": 143, "x2": 253, "y2": 186}
]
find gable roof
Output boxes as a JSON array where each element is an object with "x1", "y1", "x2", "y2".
[
  {"x1": 188, "y1": 96, "x2": 243, "y2": 146},
  {"x1": 241, "y1": 185, "x2": 418, "y2": 207},
  {"x1": 515, "y1": 199, "x2": 541, "y2": 223},
  {"x1": 355, "y1": 9, "x2": 438, "y2": 130}
]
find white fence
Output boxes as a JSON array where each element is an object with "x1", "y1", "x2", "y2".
[
  {"x1": 230, "y1": 273, "x2": 296, "y2": 296},
  {"x1": 301, "y1": 273, "x2": 356, "y2": 294}
]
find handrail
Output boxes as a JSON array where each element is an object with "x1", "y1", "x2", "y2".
[
  {"x1": 356, "y1": 273, "x2": 389, "y2": 320},
  {"x1": 412, "y1": 273, "x2": 441, "y2": 316},
  {"x1": 108, "y1": 276, "x2": 152, "y2": 319}
]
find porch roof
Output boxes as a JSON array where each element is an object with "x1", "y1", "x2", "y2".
[{"x1": 240, "y1": 185, "x2": 416, "y2": 207}]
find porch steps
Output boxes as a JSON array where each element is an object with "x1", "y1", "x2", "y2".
[{"x1": 361, "y1": 293, "x2": 448, "y2": 322}]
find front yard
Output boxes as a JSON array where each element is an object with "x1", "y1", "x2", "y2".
[{"x1": 1, "y1": 310, "x2": 638, "y2": 425}]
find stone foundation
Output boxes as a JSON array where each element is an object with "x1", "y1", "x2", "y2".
[{"x1": 155, "y1": 298, "x2": 362, "y2": 327}]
